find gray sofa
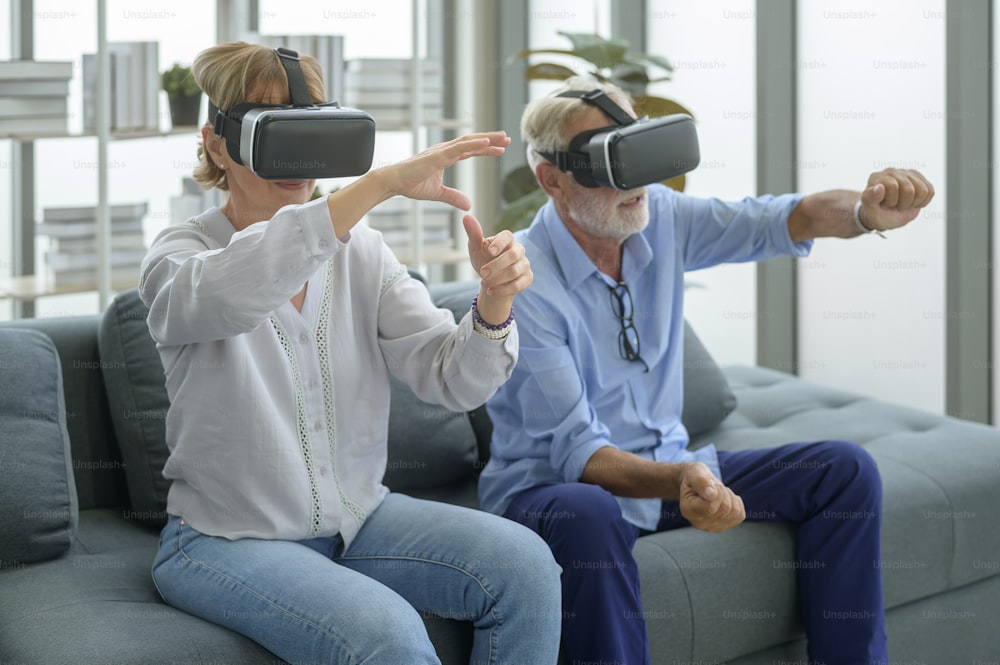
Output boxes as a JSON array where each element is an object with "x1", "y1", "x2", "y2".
[{"x1": 1, "y1": 278, "x2": 999, "y2": 665}]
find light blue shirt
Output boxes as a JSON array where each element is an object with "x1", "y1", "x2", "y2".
[{"x1": 478, "y1": 184, "x2": 810, "y2": 530}]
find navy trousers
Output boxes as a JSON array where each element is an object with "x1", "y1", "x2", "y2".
[{"x1": 504, "y1": 440, "x2": 887, "y2": 665}]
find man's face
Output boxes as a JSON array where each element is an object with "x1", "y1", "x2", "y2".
[{"x1": 558, "y1": 107, "x2": 650, "y2": 242}]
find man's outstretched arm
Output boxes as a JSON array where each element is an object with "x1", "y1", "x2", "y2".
[{"x1": 786, "y1": 168, "x2": 935, "y2": 242}]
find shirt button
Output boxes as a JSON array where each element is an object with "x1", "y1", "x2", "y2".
[
  {"x1": 318, "y1": 240, "x2": 328, "y2": 250},
  {"x1": 299, "y1": 333, "x2": 309, "y2": 343},
  {"x1": 313, "y1": 421, "x2": 323, "y2": 432}
]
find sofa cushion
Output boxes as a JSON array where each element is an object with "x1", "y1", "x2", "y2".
[
  {"x1": 97, "y1": 286, "x2": 481, "y2": 511},
  {"x1": 429, "y1": 279, "x2": 738, "y2": 437},
  {"x1": 98, "y1": 290, "x2": 171, "y2": 527},
  {"x1": 0, "y1": 315, "x2": 128, "y2": 512},
  {"x1": 0, "y1": 328, "x2": 79, "y2": 564},
  {"x1": 383, "y1": 373, "x2": 478, "y2": 491},
  {"x1": 697, "y1": 365, "x2": 1000, "y2": 610},
  {"x1": 680, "y1": 320, "x2": 738, "y2": 435}
]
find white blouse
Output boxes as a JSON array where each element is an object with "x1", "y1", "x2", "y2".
[{"x1": 140, "y1": 198, "x2": 517, "y2": 546}]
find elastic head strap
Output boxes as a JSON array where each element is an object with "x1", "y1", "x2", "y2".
[
  {"x1": 556, "y1": 89, "x2": 636, "y2": 127},
  {"x1": 533, "y1": 90, "x2": 636, "y2": 186},
  {"x1": 208, "y1": 99, "x2": 245, "y2": 165},
  {"x1": 274, "y1": 47, "x2": 313, "y2": 107}
]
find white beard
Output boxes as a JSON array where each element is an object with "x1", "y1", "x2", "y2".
[{"x1": 565, "y1": 186, "x2": 650, "y2": 241}]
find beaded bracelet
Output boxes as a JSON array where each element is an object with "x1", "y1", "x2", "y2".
[{"x1": 471, "y1": 295, "x2": 515, "y2": 340}]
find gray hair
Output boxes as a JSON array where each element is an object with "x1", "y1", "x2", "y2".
[{"x1": 522, "y1": 76, "x2": 635, "y2": 173}]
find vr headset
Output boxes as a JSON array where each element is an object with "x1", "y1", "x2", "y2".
[
  {"x1": 538, "y1": 89, "x2": 700, "y2": 190},
  {"x1": 211, "y1": 47, "x2": 376, "y2": 179}
]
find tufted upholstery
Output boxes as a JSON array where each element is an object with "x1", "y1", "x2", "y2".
[
  {"x1": 665, "y1": 365, "x2": 1000, "y2": 663},
  {"x1": 3, "y1": 313, "x2": 1000, "y2": 664}
]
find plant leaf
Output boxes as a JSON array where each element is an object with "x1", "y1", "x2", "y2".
[
  {"x1": 632, "y1": 95, "x2": 695, "y2": 120},
  {"x1": 525, "y1": 62, "x2": 581, "y2": 81},
  {"x1": 502, "y1": 165, "x2": 541, "y2": 203},
  {"x1": 663, "y1": 174, "x2": 686, "y2": 192},
  {"x1": 624, "y1": 52, "x2": 675, "y2": 75},
  {"x1": 556, "y1": 31, "x2": 629, "y2": 70},
  {"x1": 508, "y1": 47, "x2": 579, "y2": 64},
  {"x1": 495, "y1": 188, "x2": 549, "y2": 233}
]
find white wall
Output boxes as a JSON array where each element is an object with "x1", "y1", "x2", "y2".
[
  {"x1": 646, "y1": 0, "x2": 757, "y2": 367},
  {"x1": 994, "y1": 0, "x2": 1000, "y2": 423},
  {"x1": 796, "y1": 0, "x2": 947, "y2": 414},
  {"x1": 0, "y1": 4, "x2": 11, "y2": 319}
]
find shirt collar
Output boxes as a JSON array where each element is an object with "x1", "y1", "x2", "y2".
[
  {"x1": 536, "y1": 198, "x2": 655, "y2": 288},
  {"x1": 192, "y1": 206, "x2": 238, "y2": 248}
]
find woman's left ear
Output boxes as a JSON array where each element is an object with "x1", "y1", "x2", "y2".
[{"x1": 201, "y1": 125, "x2": 227, "y2": 166}]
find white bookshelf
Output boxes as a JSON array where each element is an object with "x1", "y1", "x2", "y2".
[
  {"x1": 2, "y1": 0, "x2": 203, "y2": 314},
  {"x1": 4, "y1": 0, "x2": 473, "y2": 314}
]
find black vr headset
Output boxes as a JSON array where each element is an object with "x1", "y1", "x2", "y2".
[
  {"x1": 210, "y1": 47, "x2": 376, "y2": 180},
  {"x1": 538, "y1": 89, "x2": 700, "y2": 190}
]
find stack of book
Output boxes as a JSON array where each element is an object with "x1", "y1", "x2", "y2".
[
  {"x1": 257, "y1": 35, "x2": 345, "y2": 108},
  {"x1": 0, "y1": 60, "x2": 72, "y2": 136},
  {"x1": 38, "y1": 202, "x2": 149, "y2": 287},
  {"x1": 169, "y1": 176, "x2": 224, "y2": 225},
  {"x1": 366, "y1": 197, "x2": 456, "y2": 261},
  {"x1": 343, "y1": 58, "x2": 443, "y2": 127},
  {"x1": 82, "y1": 41, "x2": 160, "y2": 132}
]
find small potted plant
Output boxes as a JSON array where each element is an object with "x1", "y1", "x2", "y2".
[{"x1": 161, "y1": 63, "x2": 202, "y2": 127}]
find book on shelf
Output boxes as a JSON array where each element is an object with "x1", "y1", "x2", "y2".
[
  {"x1": 386, "y1": 241, "x2": 460, "y2": 263},
  {"x1": 37, "y1": 201, "x2": 148, "y2": 239},
  {"x1": 367, "y1": 107, "x2": 445, "y2": 128},
  {"x1": 37, "y1": 219, "x2": 145, "y2": 239},
  {"x1": 344, "y1": 89, "x2": 443, "y2": 107},
  {"x1": 378, "y1": 228, "x2": 452, "y2": 245},
  {"x1": 0, "y1": 59, "x2": 74, "y2": 80},
  {"x1": 169, "y1": 177, "x2": 224, "y2": 224},
  {"x1": 0, "y1": 60, "x2": 73, "y2": 102},
  {"x1": 369, "y1": 212, "x2": 454, "y2": 233},
  {"x1": 42, "y1": 201, "x2": 149, "y2": 223},
  {"x1": 0, "y1": 60, "x2": 73, "y2": 79},
  {"x1": 0, "y1": 96, "x2": 67, "y2": 117},
  {"x1": 111, "y1": 50, "x2": 132, "y2": 131},
  {"x1": 45, "y1": 248, "x2": 148, "y2": 272},
  {"x1": 81, "y1": 53, "x2": 97, "y2": 131},
  {"x1": 367, "y1": 196, "x2": 455, "y2": 220},
  {"x1": 344, "y1": 58, "x2": 443, "y2": 92},
  {"x1": 0, "y1": 79, "x2": 70, "y2": 97},
  {"x1": 0, "y1": 115, "x2": 68, "y2": 135},
  {"x1": 82, "y1": 41, "x2": 160, "y2": 132},
  {"x1": 49, "y1": 265, "x2": 142, "y2": 288},
  {"x1": 50, "y1": 232, "x2": 146, "y2": 253}
]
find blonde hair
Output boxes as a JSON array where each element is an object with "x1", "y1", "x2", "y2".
[
  {"x1": 522, "y1": 76, "x2": 635, "y2": 174},
  {"x1": 191, "y1": 42, "x2": 327, "y2": 191}
]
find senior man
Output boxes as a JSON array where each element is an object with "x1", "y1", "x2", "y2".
[{"x1": 478, "y1": 76, "x2": 934, "y2": 665}]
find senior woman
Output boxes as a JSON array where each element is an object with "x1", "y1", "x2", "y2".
[{"x1": 140, "y1": 42, "x2": 560, "y2": 665}]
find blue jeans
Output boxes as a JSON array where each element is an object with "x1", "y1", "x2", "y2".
[{"x1": 152, "y1": 493, "x2": 563, "y2": 665}]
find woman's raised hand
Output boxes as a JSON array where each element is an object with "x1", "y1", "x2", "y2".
[{"x1": 378, "y1": 131, "x2": 511, "y2": 210}]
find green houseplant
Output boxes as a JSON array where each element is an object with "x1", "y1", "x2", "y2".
[
  {"x1": 162, "y1": 63, "x2": 203, "y2": 127},
  {"x1": 497, "y1": 32, "x2": 695, "y2": 232}
]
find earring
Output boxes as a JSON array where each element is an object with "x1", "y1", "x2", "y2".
[{"x1": 218, "y1": 163, "x2": 226, "y2": 170}]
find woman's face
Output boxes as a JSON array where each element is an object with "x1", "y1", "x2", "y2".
[{"x1": 206, "y1": 81, "x2": 317, "y2": 230}]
